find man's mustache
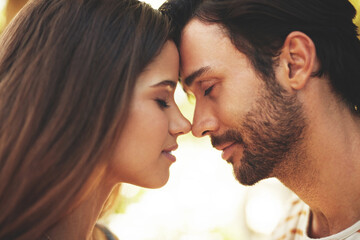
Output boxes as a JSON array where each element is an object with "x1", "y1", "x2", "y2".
[{"x1": 211, "y1": 129, "x2": 244, "y2": 149}]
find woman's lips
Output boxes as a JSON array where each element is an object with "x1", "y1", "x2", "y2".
[
  {"x1": 162, "y1": 151, "x2": 176, "y2": 162},
  {"x1": 162, "y1": 144, "x2": 178, "y2": 162}
]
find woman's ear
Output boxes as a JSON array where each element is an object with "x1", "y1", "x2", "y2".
[{"x1": 280, "y1": 31, "x2": 317, "y2": 90}]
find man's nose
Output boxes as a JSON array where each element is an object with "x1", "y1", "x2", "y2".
[{"x1": 191, "y1": 104, "x2": 219, "y2": 138}]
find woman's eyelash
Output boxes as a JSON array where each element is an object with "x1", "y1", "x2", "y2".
[
  {"x1": 204, "y1": 85, "x2": 214, "y2": 96},
  {"x1": 155, "y1": 98, "x2": 170, "y2": 109}
]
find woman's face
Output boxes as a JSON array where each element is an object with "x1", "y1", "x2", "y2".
[{"x1": 108, "y1": 41, "x2": 191, "y2": 188}]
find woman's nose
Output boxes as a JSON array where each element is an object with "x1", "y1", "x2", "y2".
[{"x1": 169, "y1": 107, "x2": 191, "y2": 136}]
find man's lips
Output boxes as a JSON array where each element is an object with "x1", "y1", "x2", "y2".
[
  {"x1": 222, "y1": 143, "x2": 238, "y2": 161},
  {"x1": 214, "y1": 142, "x2": 238, "y2": 162},
  {"x1": 214, "y1": 142, "x2": 234, "y2": 151}
]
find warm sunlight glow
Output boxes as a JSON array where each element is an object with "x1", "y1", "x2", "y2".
[
  {"x1": 350, "y1": 0, "x2": 360, "y2": 35},
  {"x1": 141, "y1": 0, "x2": 165, "y2": 8},
  {"x1": 0, "y1": 0, "x2": 7, "y2": 32},
  {"x1": 0, "y1": 0, "x2": 6, "y2": 10},
  {"x1": 244, "y1": 179, "x2": 290, "y2": 235}
]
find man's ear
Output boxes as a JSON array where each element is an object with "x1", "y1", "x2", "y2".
[{"x1": 280, "y1": 31, "x2": 317, "y2": 90}]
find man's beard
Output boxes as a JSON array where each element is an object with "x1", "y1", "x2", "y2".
[{"x1": 211, "y1": 78, "x2": 306, "y2": 186}]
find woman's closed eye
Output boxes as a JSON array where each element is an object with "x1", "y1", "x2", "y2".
[{"x1": 155, "y1": 98, "x2": 170, "y2": 109}]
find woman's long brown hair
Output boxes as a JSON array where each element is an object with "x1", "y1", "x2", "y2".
[{"x1": 0, "y1": 0, "x2": 170, "y2": 239}]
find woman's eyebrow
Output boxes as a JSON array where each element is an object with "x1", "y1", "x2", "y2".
[{"x1": 151, "y1": 80, "x2": 177, "y2": 89}]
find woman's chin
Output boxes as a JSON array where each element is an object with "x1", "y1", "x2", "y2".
[{"x1": 137, "y1": 174, "x2": 170, "y2": 189}]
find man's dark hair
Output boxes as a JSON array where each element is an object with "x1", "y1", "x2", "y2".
[{"x1": 160, "y1": 0, "x2": 360, "y2": 113}]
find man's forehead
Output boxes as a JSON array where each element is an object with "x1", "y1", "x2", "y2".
[
  {"x1": 181, "y1": 18, "x2": 225, "y2": 42},
  {"x1": 179, "y1": 19, "x2": 228, "y2": 88}
]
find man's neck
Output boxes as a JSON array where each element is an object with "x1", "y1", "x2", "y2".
[{"x1": 279, "y1": 102, "x2": 360, "y2": 238}]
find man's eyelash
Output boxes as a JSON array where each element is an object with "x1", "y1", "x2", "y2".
[
  {"x1": 204, "y1": 85, "x2": 214, "y2": 96},
  {"x1": 155, "y1": 98, "x2": 170, "y2": 109}
]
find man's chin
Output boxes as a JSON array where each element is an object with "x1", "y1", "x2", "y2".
[
  {"x1": 232, "y1": 158, "x2": 271, "y2": 186},
  {"x1": 235, "y1": 172, "x2": 263, "y2": 186}
]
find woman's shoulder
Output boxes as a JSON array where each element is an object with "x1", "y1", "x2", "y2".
[{"x1": 94, "y1": 224, "x2": 119, "y2": 240}]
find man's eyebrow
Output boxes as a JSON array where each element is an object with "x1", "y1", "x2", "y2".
[
  {"x1": 151, "y1": 80, "x2": 177, "y2": 89},
  {"x1": 183, "y1": 66, "x2": 211, "y2": 87}
]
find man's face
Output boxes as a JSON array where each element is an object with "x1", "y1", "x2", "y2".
[{"x1": 180, "y1": 19, "x2": 306, "y2": 185}]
